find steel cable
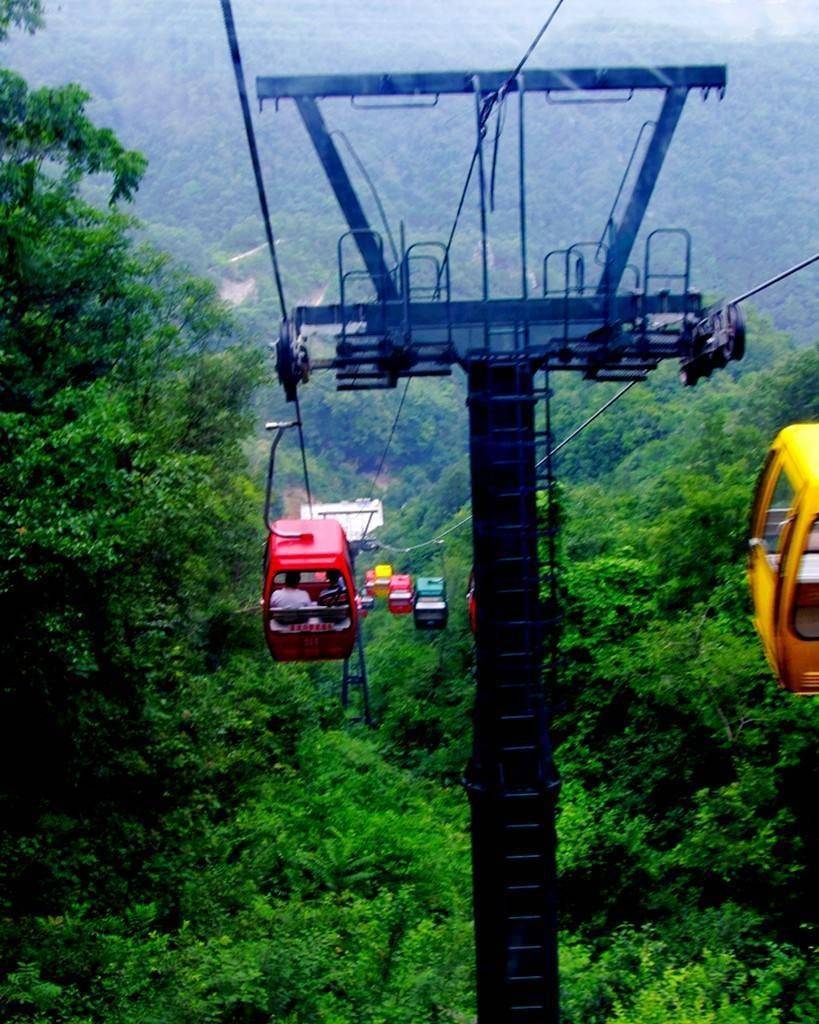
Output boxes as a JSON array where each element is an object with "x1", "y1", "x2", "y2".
[
  {"x1": 293, "y1": 393, "x2": 314, "y2": 517},
  {"x1": 376, "y1": 376, "x2": 638, "y2": 553},
  {"x1": 364, "y1": 376, "x2": 412, "y2": 508},
  {"x1": 661, "y1": 249, "x2": 819, "y2": 330},
  {"x1": 438, "y1": 0, "x2": 570, "y2": 282},
  {"x1": 222, "y1": 1, "x2": 320, "y2": 517},
  {"x1": 355, "y1": 378, "x2": 413, "y2": 542},
  {"x1": 729, "y1": 251, "x2": 819, "y2": 305},
  {"x1": 220, "y1": 0, "x2": 288, "y2": 321}
]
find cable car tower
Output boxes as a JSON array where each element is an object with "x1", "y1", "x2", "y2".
[{"x1": 222, "y1": 7, "x2": 742, "y2": 1019}]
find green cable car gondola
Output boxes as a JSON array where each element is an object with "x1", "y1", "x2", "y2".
[{"x1": 414, "y1": 576, "x2": 448, "y2": 630}]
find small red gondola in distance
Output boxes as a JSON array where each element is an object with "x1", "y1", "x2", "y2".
[
  {"x1": 263, "y1": 518, "x2": 357, "y2": 662},
  {"x1": 388, "y1": 573, "x2": 414, "y2": 615},
  {"x1": 749, "y1": 424, "x2": 819, "y2": 694}
]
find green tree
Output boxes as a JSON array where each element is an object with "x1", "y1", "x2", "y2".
[
  {"x1": 0, "y1": 58, "x2": 260, "y2": 947},
  {"x1": 0, "y1": 0, "x2": 43, "y2": 41}
]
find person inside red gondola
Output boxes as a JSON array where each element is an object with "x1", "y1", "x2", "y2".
[
  {"x1": 270, "y1": 571, "x2": 312, "y2": 611},
  {"x1": 318, "y1": 569, "x2": 348, "y2": 607}
]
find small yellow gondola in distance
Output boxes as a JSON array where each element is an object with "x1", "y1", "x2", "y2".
[
  {"x1": 373, "y1": 563, "x2": 393, "y2": 597},
  {"x1": 749, "y1": 424, "x2": 819, "y2": 694}
]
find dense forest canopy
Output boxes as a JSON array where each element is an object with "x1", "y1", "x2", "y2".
[{"x1": 1, "y1": 3, "x2": 818, "y2": 1022}]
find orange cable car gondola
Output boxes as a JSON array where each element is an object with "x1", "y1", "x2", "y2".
[
  {"x1": 749, "y1": 424, "x2": 819, "y2": 694},
  {"x1": 388, "y1": 572, "x2": 414, "y2": 615},
  {"x1": 263, "y1": 518, "x2": 358, "y2": 662}
]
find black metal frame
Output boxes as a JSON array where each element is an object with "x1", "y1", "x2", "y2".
[
  {"x1": 262, "y1": 64, "x2": 730, "y2": 392},
  {"x1": 466, "y1": 358, "x2": 560, "y2": 1022},
  {"x1": 342, "y1": 626, "x2": 372, "y2": 727},
  {"x1": 257, "y1": 61, "x2": 737, "y2": 1024}
]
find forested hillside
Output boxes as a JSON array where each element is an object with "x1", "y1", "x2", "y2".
[
  {"x1": 2, "y1": 3, "x2": 818, "y2": 1022},
  {"x1": 4, "y1": 0, "x2": 818, "y2": 517},
  {"x1": 3, "y1": 0, "x2": 818, "y2": 338}
]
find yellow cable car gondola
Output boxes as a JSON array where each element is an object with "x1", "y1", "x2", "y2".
[
  {"x1": 749, "y1": 424, "x2": 819, "y2": 694},
  {"x1": 373, "y1": 563, "x2": 393, "y2": 597}
]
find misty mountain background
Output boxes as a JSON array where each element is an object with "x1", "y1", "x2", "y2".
[{"x1": 2, "y1": 0, "x2": 817, "y2": 342}]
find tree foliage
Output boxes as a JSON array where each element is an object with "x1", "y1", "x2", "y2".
[
  {"x1": 1, "y1": 26, "x2": 818, "y2": 1024},
  {"x1": 0, "y1": 70, "x2": 146, "y2": 205},
  {"x1": 0, "y1": 0, "x2": 42, "y2": 42}
]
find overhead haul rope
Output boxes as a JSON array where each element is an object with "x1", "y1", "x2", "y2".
[
  {"x1": 220, "y1": 0, "x2": 314, "y2": 512},
  {"x1": 504, "y1": 0, "x2": 570, "y2": 87},
  {"x1": 377, "y1": 377, "x2": 636, "y2": 553},
  {"x1": 377, "y1": 516, "x2": 474, "y2": 554},
  {"x1": 488, "y1": 88, "x2": 510, "y2": 212},
  {"x1": 543, "y1": 379, "x2": 638, "y2": 462},
  {"x1": 378, "y1": 243, "x2": 819, "y2": 553},
  {"x1": 438, "y1": 0, "x2": 570, "y2": 279},
  {"x1": 729, "y1": 250, "x2": 819, "y2": 305},
  {"x1": 220, "y1": 0, "x2": 287, "y2": 320},
  {"x1": 662, "y1": 249, "x2": 819, "y2": 330}
]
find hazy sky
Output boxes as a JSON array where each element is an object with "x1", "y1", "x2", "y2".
[
  {"x1": 7, "y1": 2, "x2": 819, "y2": 83},
  {"x1": 552, "y1": 0, "x2": 819, "y2": 38}
]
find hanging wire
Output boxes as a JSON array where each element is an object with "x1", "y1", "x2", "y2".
[
  {"x1": 377, "y1": 376, "x2": 638, "y2": 553},
  {"x1": 438, "y1": 148, "x2": 481, "y2": 283},
  {"x1": 437, "y1": 0, "x2": 570, "y2": 283},
  {"x1": 220, "y1": 0, "x2": 288, "y2": 321},
  {"x1": 366, "y1": 377, "x2": 411, "y2": 502},
  {"x1": 477, "y1": 0, "x2": 570, "y2": 136},
  {"x1": 486, "y1": 0, "x2": 569, "y2": 213},
  {"x1": 293, "y1": 393, "x2": 314, "y2": 517},
  {"x1": 538, "y1": 379, "x2": 638, "y2": 465},
  {"x1": 488, "y1": 92, "x2": 510, "y2": 212},
  {"x1": 662, "y1": 249, "x2": 819, "y2": 330},
  {"x1": 358, "y1": 378, "x2": 413, "y2": 542},
  {"x1": 376, "y1": 516, "x2": 474, "y2": 554},
  {"x1": 330, "y1": 129, "x2": 400, "y2": 267},
  {"x1": 504, "y1": 0, "x2": 569, "y2": 89},
  {"x1": 729, "y1": 251, "x2": 819, "y2": 305}
]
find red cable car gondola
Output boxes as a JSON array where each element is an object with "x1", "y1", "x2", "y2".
[
  {"x1": 388, "y1": 573, "x2": 415, "y2": 615},
  {"x1": 262, "y1": 518, "x2": 357, "y2": 661}
]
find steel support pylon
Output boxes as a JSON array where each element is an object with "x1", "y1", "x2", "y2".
[
  {"x1": 466, "y1": 357, "x2": 561, "y2": 1023},
  {"x1": 342, "y1": 626, "x2": 373, "y2": 727}
]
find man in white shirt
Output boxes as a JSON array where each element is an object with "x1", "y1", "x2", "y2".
[{"x1": 270, "y1": 571, "x2": 312, "y2": 610}]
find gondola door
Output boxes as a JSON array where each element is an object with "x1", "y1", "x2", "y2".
[
  {"x1": 776, "y1": 506, "x2": 819, "y2": 693},
  {"x1": 749, "y1": 451, "x2": 800, "y2": 677}
]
